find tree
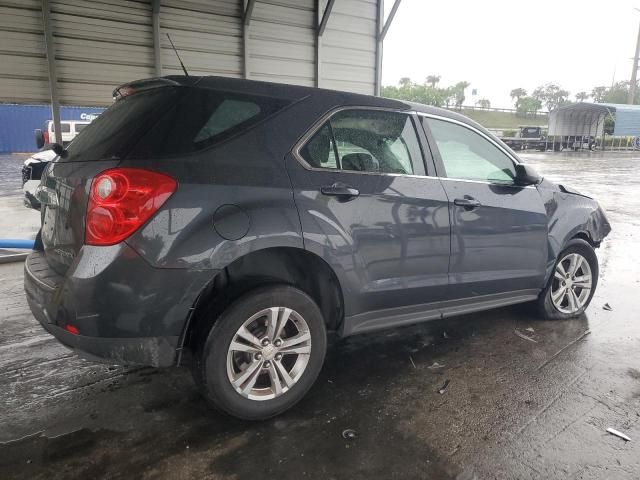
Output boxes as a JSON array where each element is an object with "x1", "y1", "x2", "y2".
[
  {"x1": 533, "y1": 83, "x2": 570, "y2": 111},
  {"x1": 591, "y1": 86, "x2": 607, "y2": 103},
  {"x1": 382, "y1": 77, "x2": 468, "y2": 108},
  {"x1": 603, "y1": 81, "x2": 631, "y2": 104},
  {"x1": 575, "y1": 91, "x2": 589, "y2": 102},
  {"x1": 510, "y1": 88, "x2": 527, "y2": 109},
  {"x1": 453, "y1": 81, "x2": 470, "y2": 108},
  {"x1": 516, "y1": 96, "x2": 542, "y2": 116},
  {"x1": 426, "y1": 75, "x2": 441, "y2": 88},
  {"x1": 476, "y1": 98, "x2": 491, "y2": 109}
]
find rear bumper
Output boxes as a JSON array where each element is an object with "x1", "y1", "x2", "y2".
[
  {"x1": 24, "y1": 246, "x2": 214, "y2": 367},
  {"x1": 30, "y1": 312, "x2": 179, "y2": 367}
]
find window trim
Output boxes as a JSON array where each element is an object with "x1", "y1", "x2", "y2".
[
  {"x1": 417, "y1": 112, "x2": 535, "y2": 188},
  {"x1": 292, "y1": 106, "x2": 431, "y2": 178}
]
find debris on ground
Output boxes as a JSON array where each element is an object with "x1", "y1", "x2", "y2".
[
  {"x1": 525, "y1": 327, "x2": 535, "y2": 333},
  {"x1": 409, "y1": 356, "x2": 416, "y2": 369},
  {"x1": 603, "y1": 303, "x2": 613, "y2": 311},
  {"x1": 514, "y1": 328, "x2": 537, "y2": 343},
  {"x1": 443, "y1": 331, "x2": 449, "y2": 339},
  {"x1": 342, "y1": 429, "x2": 358, "y2": 439},
  {"x1": 438, "y1": 379, "x2": 450, "y2": 394},
  {"x1": 606, "y1": 428, "x2": 631, "y2": 442},
  {"x1": 427, "y1": 362, "x2": 445, "y2": 370}
]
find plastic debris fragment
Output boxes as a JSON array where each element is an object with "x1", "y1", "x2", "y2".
[
  {"x1": 438, "y1": 379, "x2": 450, "y2": 394},
  {"x1": 607, "y1": 428, "x2": 631, "y2": 442},
  {"x1": 514, "y1": 328, "x2": 537, "y2": 343}
]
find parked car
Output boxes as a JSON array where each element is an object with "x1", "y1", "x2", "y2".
[
  {"x1": 34, "y1": 119, "x2": 90, "y2": 148},
  {"x1": 24, "y1": 76, "x2": 611, "y2": 420},
  {"x1": 22, "y1": 149, "x2": 56, "y2": 209}
]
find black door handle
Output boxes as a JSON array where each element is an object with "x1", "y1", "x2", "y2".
[
  {"x1": 454, "y1": 196, "x2": 481, "y2": 210},
  {"x1": 321, "y1": 183, "x2": 360, "y2": 199}
]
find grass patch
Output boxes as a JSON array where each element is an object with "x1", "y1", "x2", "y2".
[{"x1": 446, "y1": 108, "x2": 548, "y2": 129}]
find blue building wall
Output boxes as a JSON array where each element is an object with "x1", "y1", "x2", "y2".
[{"x1": 0, "y1": 104, "x2": 106, "y2": 153}]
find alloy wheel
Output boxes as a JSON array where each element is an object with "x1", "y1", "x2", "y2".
[
  {"x1": 550, "y1": 253, "x2": 593, "y2": 314},
  {"x1": 226, "y1": 307, "x2": 312, "y2": 401}
]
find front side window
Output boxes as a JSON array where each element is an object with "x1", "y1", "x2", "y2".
[
  {"x1": 424, "y1": 117, "x2": 516, "y2": 184},
  {"x1": 299, "y1": 109, "x2": 425, "y2": 175}
]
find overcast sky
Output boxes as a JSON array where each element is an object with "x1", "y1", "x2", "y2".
[{"x1": 383, "y1": 0, "x2": 640, "y2": 108}]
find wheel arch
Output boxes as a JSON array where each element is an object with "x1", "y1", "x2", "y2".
[{"x1": 179, "y1": 246, "x2": 344, "y2": 361}]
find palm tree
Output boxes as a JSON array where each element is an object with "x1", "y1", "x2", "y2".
[
  {"x1": 399, "y1": 77, "x2": 412, "y2": 88},
  {"x1": 426, "y1": 75, "x2": 441, "y2": 88}
]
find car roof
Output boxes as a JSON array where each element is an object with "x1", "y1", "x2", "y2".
[
  {"x1": 117, "y1": 75, "x2": 494, "y2": 138},
  {"x1": 125, "y1": 75, "x2": 482, "y2": 128}
]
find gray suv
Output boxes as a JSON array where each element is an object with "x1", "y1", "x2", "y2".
[{"x1": 24, "y1": 76, "x2": 611, "y2": 420}]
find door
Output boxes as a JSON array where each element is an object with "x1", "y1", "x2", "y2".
[
  {"x1": 421, "y1": 115, "x2": 548, "y2": 300},
  {"x1": 286, "y1": 108, "x2": 451, "y2": 328}
]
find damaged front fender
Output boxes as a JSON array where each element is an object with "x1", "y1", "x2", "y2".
[{"x1": 537, "y1": 178, "x2": 611, "y2": 283}]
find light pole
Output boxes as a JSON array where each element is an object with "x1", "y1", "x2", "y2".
[{"x1": 628, "y1": 8, "x2": 640, "y2": 104}]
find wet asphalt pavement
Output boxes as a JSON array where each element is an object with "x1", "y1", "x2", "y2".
[{"x1": 0, "y1": 151, "x2": 639, "y2": 479}]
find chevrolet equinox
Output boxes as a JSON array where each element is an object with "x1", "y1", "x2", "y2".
[{"x1": 25, "y1": 76, "x2": 611, "y2": 419}]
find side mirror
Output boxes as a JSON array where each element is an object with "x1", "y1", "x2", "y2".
[
  {"x1": 514, "y1": 163, "x2": 541, "y2": 186},
  {"x1": 48, "y1": 143, "x2": 67, "y2": 158},
  {"x1": 34, "y1": 129, "x2": 44, "y2": 149}
]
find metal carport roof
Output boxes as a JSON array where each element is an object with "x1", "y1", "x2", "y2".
[{"x1": 549, "y1": 102, "x2": 640, "y2": 137}]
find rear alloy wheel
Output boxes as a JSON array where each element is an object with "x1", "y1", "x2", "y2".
[
  {"x1": 227, "y1": 307, "x2": 312, "y2": 401},
  {"x1": 537, "y1": 239, "x2": 599, "y2": 319},
  {"x1": 193, "y1": 285, "x2": 326, "y2": 420}
]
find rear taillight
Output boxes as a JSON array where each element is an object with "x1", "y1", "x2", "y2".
[
  {"x1": 43, "y1": 131, "x2": 49, "y2": 144},
  {"x1": 86, "y1": 168, "x2": 177, "y2": 246}
]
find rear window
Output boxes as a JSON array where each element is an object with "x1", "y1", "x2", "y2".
[
  {"x1": 74, "y1": 124, "x2": 88, "y2": 133},
  {"x1": 63, "y1": 87, "x2": 289, "y2": 162},
  {"x1": 64, "y1": 88, "x2": 179, "y2": 162}
]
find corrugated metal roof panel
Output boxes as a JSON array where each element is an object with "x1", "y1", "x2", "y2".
[
  {"x1": 0, "y1": 2, "x2": 49, "y2": 103},
  {"x1": 320, "y1": 0, "x2": 377, "y2": 95}
]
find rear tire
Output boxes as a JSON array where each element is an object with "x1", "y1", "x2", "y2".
[
  {"x1": 192, "y1": 285, "x2": 327, "y2": 420},
  {"x1": 537, "y1": 239, "x2": 598, "y2": 319}
]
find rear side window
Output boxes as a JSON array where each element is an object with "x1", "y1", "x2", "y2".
[
  {"x1": 62, "y1": 87, "x2": 289, "y2": 162},
  {"x1": 129, "y1": 89, "x2": 289, "y2": 158}
]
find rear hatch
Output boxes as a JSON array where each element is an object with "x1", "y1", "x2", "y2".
[
  {"x1": 38, "y1": 83, "x2": 184, "y2": 275},
  {"x1": 38, "y1": 76, "x2": 297, "y2": 275}
]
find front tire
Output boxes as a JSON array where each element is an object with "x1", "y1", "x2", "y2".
[
  {"x1": 537, "y1": 239, "x2": 598, "y2": 319},
  {"x1": 192, "y1": 285, "x2": 327, "y2": 420}
]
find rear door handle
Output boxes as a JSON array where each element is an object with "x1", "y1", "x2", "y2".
[
  {"x1": 454, "y1": 196, "x2": 481, "y2": 210},
  {"x1": 321, "y1": 183, "x2": 360, "y2": 199}
]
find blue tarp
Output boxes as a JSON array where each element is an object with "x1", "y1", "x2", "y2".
[{"x1": 0, "y1": 104, "x2": 106, "y2": 153}]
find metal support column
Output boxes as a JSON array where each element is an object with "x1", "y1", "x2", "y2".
[
  {"x1": 152, "y1": 0, "x2": 162, "y2": 76},
  {"x1": 629, "y1": 11, "x2": 640, "y2": 104},
  {"x1": 316, "y1": 0, "x2": 336, "y2": 88},
  {"x1": 375, "y1": 0, "x2": 402, "y2": 96},
  {"x1": 243, "y1": 0, "x2": 256, "y2": 79},
  {"x1": 42, "y1": 0, "x2": 61, "y2": 144}
]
